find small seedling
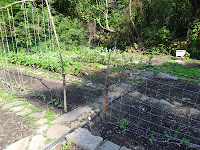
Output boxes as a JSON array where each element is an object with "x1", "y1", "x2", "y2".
[
  {"x1": 117, "y1": 118, "x2": 130, "y2": 134},
  {"x1": 149, "y1": 134, "x2": 155, "y2": 144}
]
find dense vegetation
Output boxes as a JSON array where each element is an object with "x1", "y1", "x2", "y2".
[{"x1": 0, "y1": 0, "x2": 200, "y2": 59}]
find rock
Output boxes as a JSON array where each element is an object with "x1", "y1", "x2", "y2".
[
  {"x1": 155, "y1": 72, "x2": 178, "y2": 80},
  {"x1": 173, "y1": 101, "x2": 183, "y2": 106},
  {"x1": 108, "y1": 92, "x2": 121, "y2": 99},
  {"x1": 16, "y1": 108, "x2": 32, "y2": 116},
  {"x1": 52, "y1": 105, "x2": 92, "y2": 124},
  {"x1": 120, "y1": 146, "x2": 131, "y2": 150},
  {"x1": 71, "y1": 121, "x2": 81, "y2": 128},
  {"x1": 190, "y1": 108, "x2": 200, "y2": 115},
  {"x1": 141, "y1": 71, "x2": 155, "y2": 78},
  {"x1": 173, "y1": 108, "x2": 189, "y2": 116},
  {"x1": 10, "y1": 106, "x2": 24, "y2": 112},
  {"x1": 2, "y1": 101, "x2": 24, "y2": 110},
  {"x1": 66, "y1": 128, "x2": 103, "y2": 150},
  {"x1": 29, "y1": 110, "x2": 46, "y2": 118},
  {"x1": 128, "y1": 75, "x2": 142, "y2": 81},
  {"x1": 150, "y1": 98, "x2": 159, "y2": 104},
  {"x1": 3, "y1": 136, "x2": 30, "y2": 150},
  {"x1": 182, "y1": 97, "x2": 191, "y2": 101},
  {"x1": 28, "y1": 135, "x2": 47, "y2": 150},
  {"x1": 109, "y1": 84, "x2": 117, "y2": 91},
  {"x1": 46, "y1": 124, "x2": 71, "y2": 139},
  {"x1": 37, "y1": 124, "x2": 49, "y2": 134},
  {"x1": 98, "y1": 141, "x2": 120, "y2": 150},
  {"x1": 35, "y1": 118, "x2": 48, "y2": 125},
  {"x1": 140, "y1": 95, "x2": 149, "y2": 101},
  {"x1": 159, "y1": 99, "x2": 175, "y2": 107},
  {"x1": 134, "y1": 145, "x2": 146, "y2": 150},
  {"x1": 0, "y1": 97, "x2": 3, "y2": 102},
  {"x1": 128, "y1": 91, "x2": 141, "y2": 98}
]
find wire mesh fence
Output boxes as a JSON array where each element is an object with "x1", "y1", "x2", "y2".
[{"x1": 104, "y1": 70, "x2": 200, "y2": 149}]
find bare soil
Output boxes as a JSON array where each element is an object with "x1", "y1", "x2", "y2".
[{"x1": 0, "y1": 107, "x2": 36, "y2": 149}]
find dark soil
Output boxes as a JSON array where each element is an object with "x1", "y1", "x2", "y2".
[
  {"x1": 0, "y1": 67, "x2": 103, "y2": 114},
  {"x1": 0, "y1": 107, "x2": 36, "y2": 149},
  {"x1": 87, "y1": 78, "x2": 200, "y2": 150}
]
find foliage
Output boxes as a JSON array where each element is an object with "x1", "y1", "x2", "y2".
[
  {"x1": 1, "y1": 0, "x2": 200, "y2": 59},
  {"x1": 117, "y1": 118, "x2": 130, "y2": 134},
  {"x1": 187, "y1": 19, "x2": 200, "y2": 59},
  {"x1": 61, "y1": 141, "x2": 72, "y2": 150}
]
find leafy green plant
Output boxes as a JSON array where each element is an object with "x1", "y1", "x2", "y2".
[
  {"x1": 31, "y1": 93, "x2": 46, "y2": 101},
  {"x1": 117, "y1": 118, "x2": 130, "y2": 134},
  {"x1": 149, "y1": 134, "x2": 155, "y2": 144},
  {"x1": 61, "y1": 140, "x2": 72, "y2": 150},
  {"x1": 163, "y1": 129, "x2": 191, "y2": 148}
]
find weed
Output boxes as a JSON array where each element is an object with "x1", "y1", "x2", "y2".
[
  {"x1": 44, "y1": 108, "x2": 56, "y2": 124},
  {"x1": 44, "y1": 138, "x2": 53, "y2": 144},
  {"x1": 31, "y1": 93, "x2": 46, "y2": 101},
  {"x1": 149, "y1": 134, "x2": 155, "y2": 144},
  {"x1": 116, "y1": 118, "x2": 130, "y2": 134},
  {"x1": 61, "y1": 140, "x2": 72, "y2": 150}
]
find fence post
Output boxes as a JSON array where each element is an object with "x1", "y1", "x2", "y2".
[{"x1": 103, "y1": 84, "x2": 108, "y2": 120}]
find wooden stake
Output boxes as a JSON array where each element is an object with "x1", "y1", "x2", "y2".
[
  {"x1": 103, "y1": 84, "x2": 108, "y2": 120},
  {"x1": 45, "y1": 0, "x2": 67, "y2": 112}
]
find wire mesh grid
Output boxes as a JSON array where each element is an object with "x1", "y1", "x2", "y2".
[{"x1": 105, "y1": 72, "x2": 200, "y2": 149}]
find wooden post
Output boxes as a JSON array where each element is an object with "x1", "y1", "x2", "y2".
[
  {"x1": 103, "y1": 84, "x2": 108, "y2": 120},
  {"x1": 45, "y1": 0, "x2": 67, "y2": 112}
]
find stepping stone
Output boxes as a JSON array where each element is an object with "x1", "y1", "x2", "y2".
[
  {"x1": 190, "y1": 108, "x2": 200, "y2": 115},
  {"x1": 70, "y1": 121, "x2": 81, "y2": 128},
  {"x1": 66, "y1": 128, "x2": 103, "y2": 150},
  {"x1": 155, "y1": 72, "x2": 178, "y2": 80},
  {"x1": 3, "y1": 136, "x2": 30, "y2": 150},
  {"x1": 128, "y1": 91, "x2": 142, "y2": 98},
  {"x1": 29, "y1": 110, "x2": 46, "y2": 118},
  {"x1": 35, "y1": 118, "x2": 48, "y2": 125},
  {"x1": 98, "y1": 141, "x2": 120, "y2": 150},
  {"x1": 159, "y1": 99, "x2": 175, "y2": 107},
  {"x1": 52, "y1": 106, "x2": 92, "y2": 124},
  {"x1": 10, "y1": 106, "x2": 24, "y2": 112},
  {"x1": 37, "y1": 124, "x2": 49, "y2": 134},
  {"x1": 141, "y1": 71, "x2": 155, "y2": 78},
  {"x1": 120, "y1": 146, "x2": 131, "y2": 150},
  {"x1": 28, "y1": 134, "x2": 47, "y2": 150},
  {"x1": 108, "y1": 92, "x2": 121, "y2": 99},
  {"x1": 2, "y1": 101, "x2": 24, "y2": 110},
  {"x1": 46, "y1": 124, "x2": 71, "y2": 139},
  {"x1": 16, "y1": 108, "x2": 32, "y2": 116}
]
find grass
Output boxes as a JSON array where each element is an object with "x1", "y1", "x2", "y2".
[{"x1": 149, "y1": 62, "x2": 200, "y2": 83}]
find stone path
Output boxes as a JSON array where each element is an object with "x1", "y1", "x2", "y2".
[{"x1": 0, "y1": 97, "x2": 131, "y2": 150}]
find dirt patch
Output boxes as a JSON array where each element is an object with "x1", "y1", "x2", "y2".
[
  {"x1": 0, "y1": 67, "x2": 103, "y2": 113},
  {"x1": 0, "y1": 107, "x2": 35, "y2": 149}
]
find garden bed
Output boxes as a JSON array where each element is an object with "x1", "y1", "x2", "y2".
[{"x1": 87, "y1": 78, "x2": 200, "y2": 150}]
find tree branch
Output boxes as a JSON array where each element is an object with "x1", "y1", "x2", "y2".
[
  {"x1": 0, "y1": 0, "x2": 38, "y2": 10},
  {"x1": 99, "y1": 16, "x2": 115, "y2": 32}
]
